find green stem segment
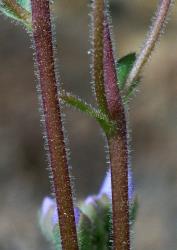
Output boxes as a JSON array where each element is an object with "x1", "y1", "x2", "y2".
[
  {"x1": 92, "y1": 0, "x2": 108, "y2": 115},
  {"x1": 30, "y1": 1, "x2": 78, "y2": 249},
  {"x1": 126, "y1": 0, "x2": 172, "y2": 89},
  {"x1": 60, "y1": 91, "x2": 116, "y2": 136},
  {"x1": 103, "y1": 16, "x2": 130, "y2": 249}
]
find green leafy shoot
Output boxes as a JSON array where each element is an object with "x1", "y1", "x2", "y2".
[
  {"x1": 53, "y1": 225, "x2": 61, "y2": 250},
  {"x1": 80, "y1": 195, "x2": 111, "y2": 250},
  {"x1": 116, "y1": 53, "x2": 136, "y2": 90},
  {"x1": 60, "y1": 91, "x2": 116, "y2": 136},
  {"x1": 116, "y1": 53, "x2": 141, "y2": 102},
  {"x1": 0, "y1": 0, "x2": 31, "y2": 27},
  {"x1": 77, "y1": 210, "x2": 93, "y2": 250},
  {"x1": 129, "y1": 197, "x2": 138, "y2": 225}
]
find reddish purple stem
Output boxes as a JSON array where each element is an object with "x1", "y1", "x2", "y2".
[
  {"x1": 31, "y1": 0, "x2": 78, "y2": 249},
  {"x1": 103, "y1": 16, "x2": 130, "y2": 250}
]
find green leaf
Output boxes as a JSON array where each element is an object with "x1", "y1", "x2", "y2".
[
  {"x1": 60, "y1": 91, "x2": 116, "y2": 136},
  {"x1": 53, "y1": 225, "x2": 62, "y2": 250},
  {"x1": 17, "y1": 0, "x2": 30, "y2": 11},
  {"x1": 78, "y1": 210, "x2": 93, "y2": 250},
  {"x1": 116, "y1": 53, "x2": 141, "y2": 102},
  {"x1": 80, "y1": 194, "x2": 111, "y2": 250},
  {"x1": 38, "y1": 204, "x2": 62, "y2": 249},
  {"x1": 116, "y1": 53, "x2": 136, "y2": 90},
  {"x1": 0, "y1": 0, "x2": 31, "y2": 27}
]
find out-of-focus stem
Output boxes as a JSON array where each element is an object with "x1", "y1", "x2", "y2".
[
  {"x1": 30, "y1": 0, "x2": 78, "y2": 249},
  {"x1": 126, "y1": 0, "x2": 172, "y2": 88}
]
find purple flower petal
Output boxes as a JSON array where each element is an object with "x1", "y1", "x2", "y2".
[
  {"x1": 40, "y1": 196, "x2": 80, "y2": 229},
  {"x1": 99, "y1": 168, "x2": 135, "y2": 202},
  {"x1": 40, "y1": 196, "x2": 56, "y2": 222},
  {"x1": 84, "y1": 195, "x2": 98, "y2": 207}
]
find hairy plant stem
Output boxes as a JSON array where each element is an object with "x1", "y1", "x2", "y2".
[
  {"x1": 31, "y1": 0, "x2": 78, "y2": 249},
  {"x1": 92, "y1": 0, "x2": 109, "y2": 115},
  {"x1": 103, "y1": 16, "x2": 130, "y2": 249},
  {"x1": 108, "y1": 132, "x2": 129, "y2": 250},
  {"x1": 126, "y1": 0, "x2": 172, "y2": 89}
]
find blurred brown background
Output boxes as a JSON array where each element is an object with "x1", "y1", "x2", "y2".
[{"x1": 0, "y1": 0, "x2": 177, "y2": 249}]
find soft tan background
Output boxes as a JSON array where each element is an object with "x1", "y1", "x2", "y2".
[{"x1": 0, "y1": 0, "x2": 177, "y2": 249}]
